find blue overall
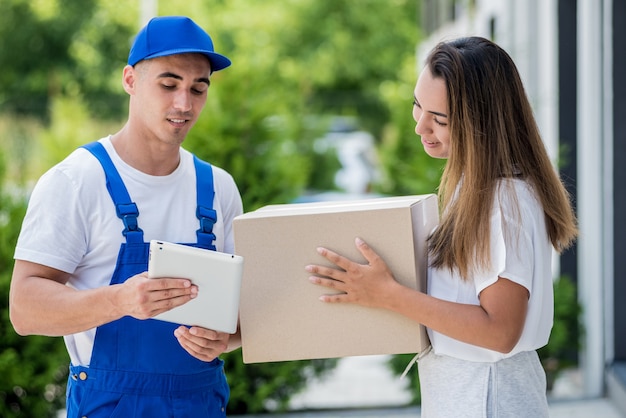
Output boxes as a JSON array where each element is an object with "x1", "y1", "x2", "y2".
[{"x1": 66, "y1": 142, "x2": 229, "y2": 417}]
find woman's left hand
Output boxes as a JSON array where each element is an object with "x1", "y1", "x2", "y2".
[{"x1": 305, "y1": 237, "x2": 398, "y2": 309}]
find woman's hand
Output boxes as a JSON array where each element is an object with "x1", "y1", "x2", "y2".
[{"x1": 305, "y1": 237, "x2": 399, "y2": 309}]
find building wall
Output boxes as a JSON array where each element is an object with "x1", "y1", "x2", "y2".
[
  {"x1": 613, "y1": 0, "x2": 626, "y2": 366},
  {"x1": 608, "y1": 0, "x2": 626, "y2": 412},
  {"x1": 557, "y1": 0, "x2": 578, "y2": 315},
  {"x1": 576, "y1": 0, "x2": 610, "y2": 397}
]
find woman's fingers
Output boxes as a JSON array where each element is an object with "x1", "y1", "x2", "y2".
[
  {"x1": 315, "y1": 246, "x2": 353, "y2": 271},
  {"x1": 354, "y1": 237, "x2": 381, "y2": 265},
  {"x1": 305, "y1": 263, "x2": 344, "y2": 280},
  {"x1": 314, "y1": 238, "x2": 381, "y2": 270},
  {"x1": 306, "y1": 238, "x2": 395, "y2": 308}
]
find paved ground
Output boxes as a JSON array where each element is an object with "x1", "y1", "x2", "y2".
[
  {"x1": 267, "y1": 355, "x2": 623, "y2": 418},
  {"x1": 243, "y1": 398, "x2": 623, "y2": 417},
  {"x1": 58, "y1": 355, "x2": 624, "y2": 417},
  {"x1": 244, "y1": 398, "x2": 624, "y2": 417}
]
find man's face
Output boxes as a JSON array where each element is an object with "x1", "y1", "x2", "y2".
[{"x1": 125, "y1": 53, "x2": 212, "y2": 146}]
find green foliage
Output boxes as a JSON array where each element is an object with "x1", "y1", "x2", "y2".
[
  {"x1": 538, "y1": 275, "x2": 583, "y2": 389},
  {"x1": 184, "y1": 0, "x2": 425, "y2": 208},
  {"x1": 223, "y1": 355, "x2": 338, "y2": 414},
  {"x1": 184, "y1": 65, "x2": 316, "y2": 210},
  {"x1": 37, "y1": 95, "x2": 121, "y2": 170},
  {"x1": 273, "y1": 0, "x2": 420, "y2": 139},
  {"x1": 376, "y1": 57, "x2": 445, "y2": 196},
  {"x1": 0, "y1": 0, "x2": 133, "y2": 120},
  {"x1": 387, "y1": 354, "x2": 422, "y2": 405},
  {"x1": 0, "y1": 0, "x2": 447, "y2": 414},
  {"x1": 0, "y1": 155, "x2": 69, "y2": 417},
  {"x1": 0, "y1": 114, "x2": 43, "y2": 184}
]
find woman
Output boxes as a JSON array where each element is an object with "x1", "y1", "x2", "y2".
[{"x1": 305, "y1": 37, "x2": 578, "y2": 417}]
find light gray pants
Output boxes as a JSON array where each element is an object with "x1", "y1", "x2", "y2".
[{"x1": 418, "y1": 350, "x2": 549, "y2": 418}]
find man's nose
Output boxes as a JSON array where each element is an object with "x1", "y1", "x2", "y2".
[{"x1": 173, "y1": 91, "x2": 193, "y2": 112}]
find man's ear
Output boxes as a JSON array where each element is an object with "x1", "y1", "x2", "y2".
[{"x1": 122, "y1": 65, "x2": 137, "y2": 94}]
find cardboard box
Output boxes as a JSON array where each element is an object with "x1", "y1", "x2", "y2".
[{"x1": 233, "y1": 195, "x2": 439, "y2": 363}]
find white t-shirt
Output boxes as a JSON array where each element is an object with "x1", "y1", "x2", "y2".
[
  {"x1": 14, "y1": 136, "x2": 243, "y2": 366},
  {"x1": 427, "y1": 179, "x2": 553, "y2": 362}
]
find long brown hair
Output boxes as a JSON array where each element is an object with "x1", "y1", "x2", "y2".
[{"x1": 426, "y1": 37, "x2": 578, "y2": 280}]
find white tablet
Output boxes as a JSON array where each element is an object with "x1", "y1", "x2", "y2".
[{"x1": 147, "y1": 240, "x2": 243, "y2": 333}]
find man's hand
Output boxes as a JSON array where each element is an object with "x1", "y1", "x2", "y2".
[
  {"x1": 174, "y1": 326, "x2": 230, "y2": 362},
  {"x1": 113, "y1": 272, "x2": 198, "y2": 319},
  {"x1": 9, "y1": 261, "x2": 199, "y2": 337}
]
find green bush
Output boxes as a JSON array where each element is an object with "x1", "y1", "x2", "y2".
[
  {"x1": 224, "y1": 355, "x2": 338, "y2": 414},
  {"x1": 0, "y1": 155, "x2": 69, "y2": 417},
  {"x1": 538, "y1": 275, "x2": 582, "y2": 390}
]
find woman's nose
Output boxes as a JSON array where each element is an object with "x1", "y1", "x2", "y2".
[
  {"x1": 413, "y1": 107, "x2": 425, "y2": 135},
  {"x1": 414, "y1": 114, "x2": 428, "y2": 135}
]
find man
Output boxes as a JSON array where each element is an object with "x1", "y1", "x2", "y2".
[{"x1": 9, "y1": 16, "x2": 242, "y2": 417}]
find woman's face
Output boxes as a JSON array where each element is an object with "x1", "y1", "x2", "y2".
[{"x1": 412, "y1": 66, "x2": 451, "y2": 159}]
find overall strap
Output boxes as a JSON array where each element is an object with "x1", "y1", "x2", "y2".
[
  {"x1": 193, "y1": 156, "x2": 217, "y2": 250},
  {"x1": 82, "y1": 142, "x2": 144, "y2": 244}
]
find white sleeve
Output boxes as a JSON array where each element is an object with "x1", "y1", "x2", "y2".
[
  {"x1": 14, "y1": 166, "x2": 89, "y2": 274},
  {"x1": 474, "y1": 186, "x2": 534, "y2": 296}
]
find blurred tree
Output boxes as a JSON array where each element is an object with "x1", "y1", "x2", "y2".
[
  {"x1": 183, "y1": 0, "x2": 321, "y2": 210},
  {"x1": 0, "y1": 0, "x2": 448, "y2": 414},
  {"x1": 538, "y1": 275, "x2": 583, "y2": 391},
  {"x1": 274, "y1": 0, "x2": 419, "y2": 139},
  {"x1": 182, "y1": 0, "x2": 431, "y2": 207},
  {"x1": 376, "y1": 56, "x2": 445, "y2": 196},
  {"x1": 0, "y1": 154, "x2": 68, "y2": 417},
  {"x1": 0, "y1": 0, "x2": 134, "y2": 120},
  {"x1": 223, "y1": 356, "x2": 338, "y2": 414},
  {"x1": 388, "y1": 354, "x2": 422, "y2": 405}
]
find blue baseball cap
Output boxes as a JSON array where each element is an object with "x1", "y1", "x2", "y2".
[{"x1": 128, "y1": 16, "x2": 231, "y2": 72}]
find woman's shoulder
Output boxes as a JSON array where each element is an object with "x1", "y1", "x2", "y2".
[
  {"x1": 494, "y1": 178, "x2": 543, "y2": 220},
  {"x1": 496, "y1": 177, "x2": 536, "y2": 200}
]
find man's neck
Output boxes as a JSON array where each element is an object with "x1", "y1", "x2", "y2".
[{"x1": 110, "y1": 127, "x2": 181, "y2": 176}]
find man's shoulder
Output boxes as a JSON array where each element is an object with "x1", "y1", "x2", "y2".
[
  {"x1": 184, "y1": 150, "x2": 238, "y2": 187},
  {"x1": 40, "y1": 143, "x2": 107, "y2": 191}
]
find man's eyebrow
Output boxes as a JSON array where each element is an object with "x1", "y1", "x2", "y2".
[
  {"x1": 157, "y1": 72, "x2": 211, "y2": 86},
  {"x1": 414, "y1": 96, "x2": 448, "y2": 118},
  {"x1": 197, "y1": 77, "x2": 211, "y2": 86},
  {"x1": 158, "y1": 72, "x2": 183, "y2": 81}
]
